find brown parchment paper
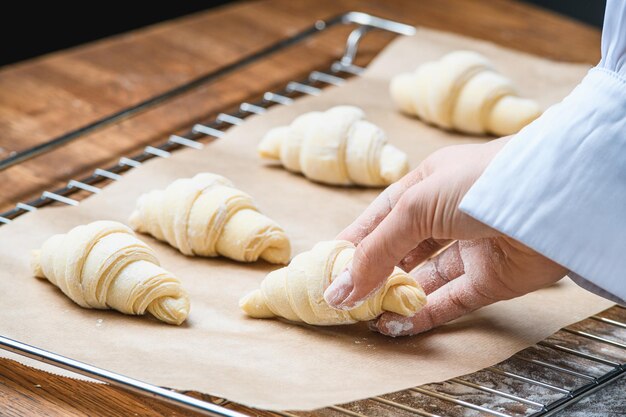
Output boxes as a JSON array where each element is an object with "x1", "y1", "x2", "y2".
[{"x1": 0, "y1": 28, "x2": 612, "y2": 411}]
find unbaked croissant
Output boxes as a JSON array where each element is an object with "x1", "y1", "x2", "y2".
[
  {"x1": 129, "y1": 173, "x2": 290, "y2": 264},
  {"x1": 31, "y1": 220, "x2": 189, "y2": 325},
  {"x1": 390, "y1": 50, "x2": 541, "y2": 136},
  {"x1": 239, "y1": 240, "x2": 426, "y2": 326},
  {"x1": 258, "y1": 106, "x2": 409, "y2": 186}
]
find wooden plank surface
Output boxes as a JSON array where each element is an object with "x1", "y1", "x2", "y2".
[{"x1": 0, "y1": 0, "x2": 601, "y2": 415}]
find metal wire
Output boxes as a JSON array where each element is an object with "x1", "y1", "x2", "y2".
[
  {"x1": 411, "y1": 387, "x2": 512, "y2": 417},
  {"x1": 516, "y1": 356, "x2": 597, "y2": 382},
  {"x1": 563, "y1": 328, "x2": 626, "y2": 350},
  {"x1": 371, "y1": 396, "x2": 441, "y2": 417},
  {"x1": 591, "y1": 315, "x2": 626, "y2": 329},
  {"x1": 538, "y1": 341, "x2": 621, "y2": 367},
  {"x1": 328, "y1": 406, "x2": 370, "y2": 417},
  {"x1": 486, "y1": 366, "x2": 571, "y2": 394},
  {"x1": 450, "y1": 378, "x2": 545, "y2": 409},
  {"x1": 0, "y1": 335, "x2": 246, "y2": 417}
]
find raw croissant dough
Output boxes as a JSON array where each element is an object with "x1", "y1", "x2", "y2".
[
  {"x1": 390, "y1": 50, "x2": 541, "y2": 136},
  {"x1": 258, "y1": 106, "x2": 409, "y2": 186},
  {"x1": 31, "y1": 220, "x2": 189, "y2": 325},
  {"x1": 129, "y1": 173, "x2": 290, "y2": 264},
  {"x1": 239, "y1": 240, "x2": 427, "y2": 326}
]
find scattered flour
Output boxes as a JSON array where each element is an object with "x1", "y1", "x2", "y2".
[{"x1": 384, "y1": 319, "x2": 414, "y2": 337}]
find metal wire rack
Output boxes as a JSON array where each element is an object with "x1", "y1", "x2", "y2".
[
  {"x1": 0, "y1": 11, "x2": 407, "y2": 224},
  {"x1": 0, "y1": 11, "x2": 624, "y2": 417}
]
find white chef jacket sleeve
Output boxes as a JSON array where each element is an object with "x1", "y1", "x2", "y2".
[{"x1": 459, "y1": 0, "x2": 626, "y2": 304}]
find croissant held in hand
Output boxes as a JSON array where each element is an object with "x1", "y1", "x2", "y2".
[
  {"x1": 31, "y1": 220, "x2": 189, "y2": 325},
  {"x1": 240, "y1": 240, "x2": 426, "y2": 326},
  {"x1": 258, "y1": 106, "x2": 409, "y2": 186},
  {"x1": 390, "y1": 50, "x2": 541, "y2": 136},
  {"x1": 129, "y1": 173, "x2": 290, "y2": 264}
]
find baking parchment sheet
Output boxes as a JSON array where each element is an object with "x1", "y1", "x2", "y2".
[{"x1": 0, "y1": 28, "x2": 611, "y2": 410}]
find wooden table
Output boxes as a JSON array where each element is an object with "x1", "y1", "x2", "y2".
[{"x1": 0, "y1": 0, "x2": 602, "y2": 415}]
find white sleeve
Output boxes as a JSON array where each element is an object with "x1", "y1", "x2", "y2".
[{"x1": 459, "y1": 0, "x2": 626, "y2": 304}]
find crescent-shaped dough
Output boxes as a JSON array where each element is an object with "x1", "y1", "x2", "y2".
[
  {"x1": 31, "y1": 220, "x2": 189, "y2": 325},
  {"x1": 129, "y1": 173, "x2": 290, "y2": 264},
  {"x1": 258, "y1": 106, "x2": 409, "y2": 186},
  {"x1": 390, "y1": 51, "x2": 541, "y2": 136},
  {"x1": 239, "y1": 240, "x2": 426, "y2": 326}
]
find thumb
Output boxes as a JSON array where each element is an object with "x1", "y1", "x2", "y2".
[{"x1": 324, "y1": 182, "x2": 432, "y2": 310}]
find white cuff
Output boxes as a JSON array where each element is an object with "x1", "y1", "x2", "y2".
[{"x1": 460, "y1": 67, "x2": 626, "y2": 303}]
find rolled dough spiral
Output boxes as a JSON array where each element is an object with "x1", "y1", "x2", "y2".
[
  {"x1": 390, "y1": 50, "x2": 541, "y2": 136},
  {"x1": 31, "y1": 220, "x2": 189, "y2": 325},
  {"x1": 239, "y1": 240, "x2": 427, "y2": 326},
  {"x1": 258, "y1": 106, "x2": 409, "y2": 186},
  {"x1": 129, "y1": 173, "x2": 290, "y2": 264}
]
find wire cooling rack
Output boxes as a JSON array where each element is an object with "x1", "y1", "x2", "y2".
[
  {"x1": 0, "y1": 11, "x2": 624, "y2": 417},
  {"x1": 0, "y1": 11, "x2": 410, "y2": 223}
]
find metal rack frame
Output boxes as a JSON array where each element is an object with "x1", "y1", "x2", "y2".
[
  {"x1": 0, "y1": 11, "x2": 624, "y2": 417},
  {"x1": 0, "y1": 11, "x2": 413, "y2": 224}
]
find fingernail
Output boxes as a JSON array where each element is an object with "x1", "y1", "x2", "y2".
[{"x1": 323, "y1": 269, "x2": 354, "y2": 308}]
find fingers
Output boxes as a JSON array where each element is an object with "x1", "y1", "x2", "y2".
[
  {"x1": 398, "y1": 238, "x2": 452, "y2": 274},
  {"x1": 373, "y1": 272, "x2": 498, "y2": 337},
  {"x1": 336, "y1": 169, "x2": 423, "y2": 244},
  {"x1": 325, "y1": 180, "x2": 434, "y2": 309},
  {"x1": 411, "y1": 242, "x2": 463, "y2": 294}
]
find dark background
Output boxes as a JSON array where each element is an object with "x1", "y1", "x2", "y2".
[{"x1": 1, "y1": 0, "x2": 606, "y2": 67}]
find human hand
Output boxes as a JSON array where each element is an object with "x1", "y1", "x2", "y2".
[{"x1": 323, "y1": 137, "x2": 567, "y2": 336}]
